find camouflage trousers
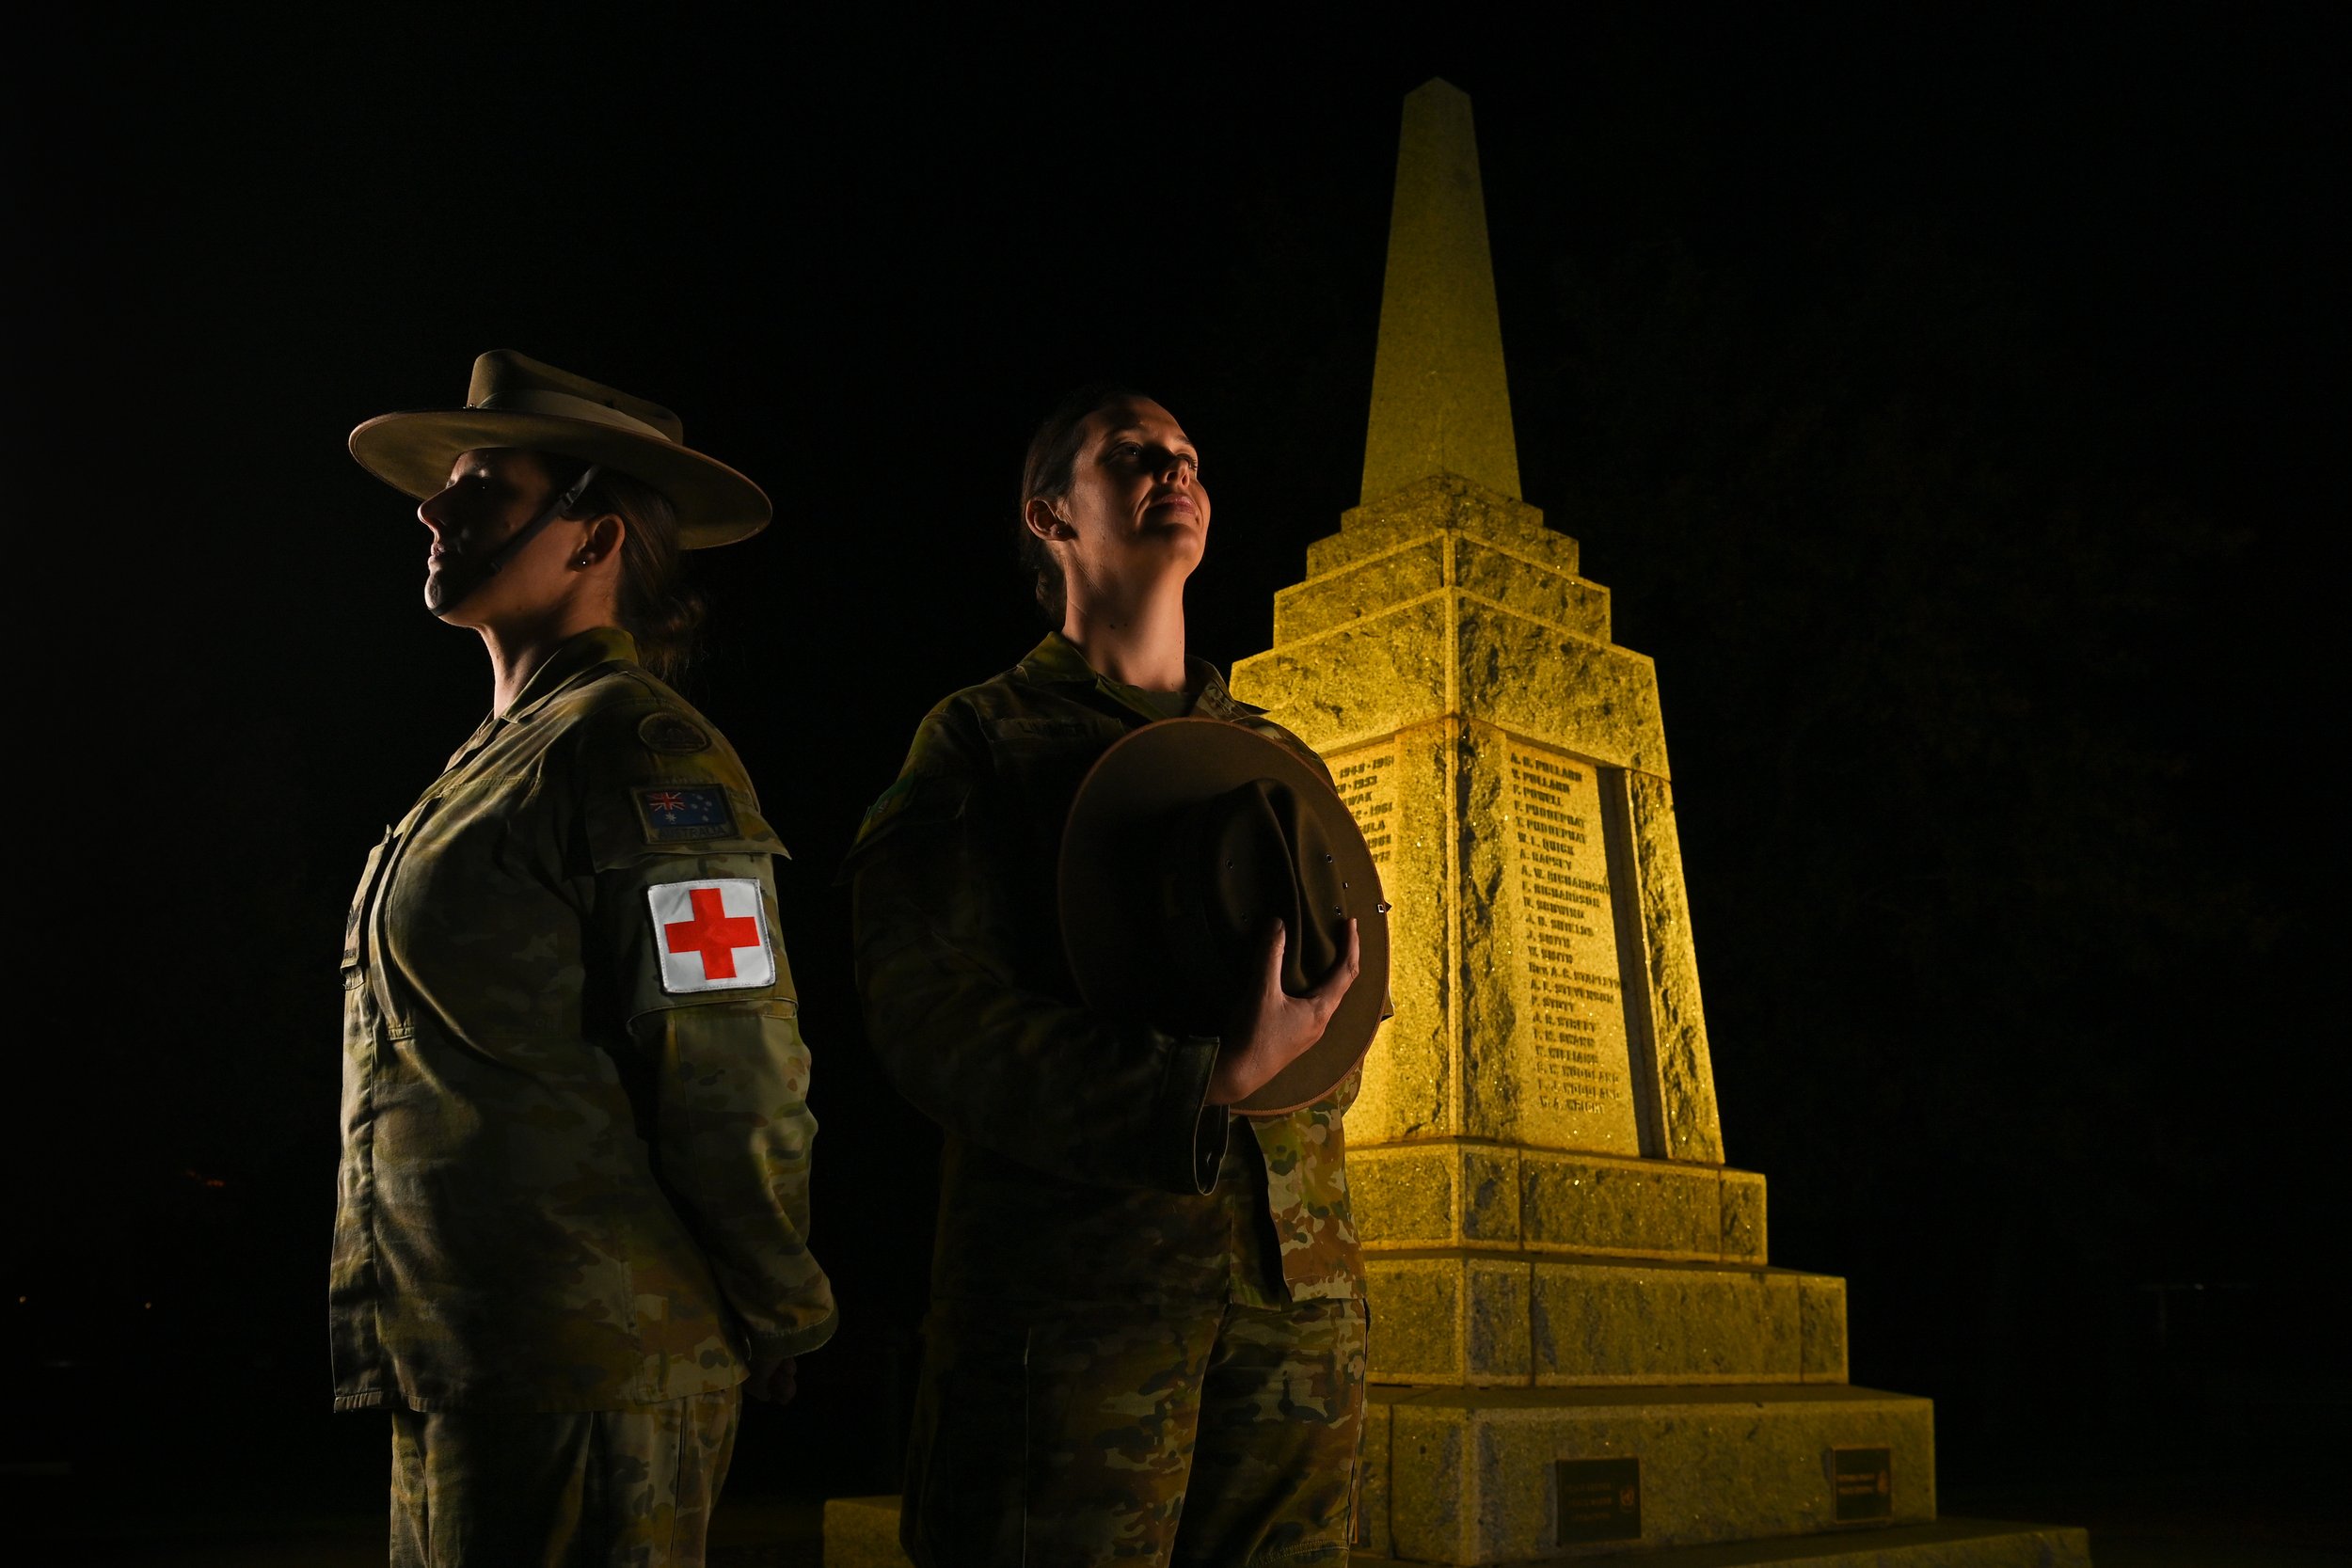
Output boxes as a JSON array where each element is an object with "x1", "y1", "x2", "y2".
[
  {"x1": 388, "y1": 1386, "x2": 739, "y2": 1567},
  {"x1": 901, "y1": 1296, "x2": 1367, "y2": 1567}
]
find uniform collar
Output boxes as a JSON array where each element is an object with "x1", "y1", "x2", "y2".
[
  {"x1": 504, "y1": 625, "x2": 640, "y2": 721},
  {"x1": 1014, "y1": 629, "x2": 1262, "y2": 723}
]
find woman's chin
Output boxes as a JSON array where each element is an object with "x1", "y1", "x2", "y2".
[
  {"x1": 424, "y1": 576, "x2": 486, "y2": 625},
  {"x1": 1146, "y1": 523, "x2": 1206, "y2": 561}
]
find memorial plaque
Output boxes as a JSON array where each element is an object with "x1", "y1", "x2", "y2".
[
  {"x1": 1554, "y1": 1456, "x2": 1642, "y2": 1544},
  {"x1": 1325, "y1": 734, "x2": 1432, "y2": 1143},
  {"x1": 1831, "y1": 1447, "x2": 1894, "y2": 1521},
  {"x1": 1505, "y1": 738, "x2": 1640, "y2": 1152},
  {"x1": 1332, "y1": 740, "x2": 1402, "y2": 866}
]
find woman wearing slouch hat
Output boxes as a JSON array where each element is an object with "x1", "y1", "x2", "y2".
[
  {"x1": 336, "y1": 351, "x2": 835, "y2": 1566},
  {"x1": 847, "y1": 385, "x2": 1390, "y2": 1566}
]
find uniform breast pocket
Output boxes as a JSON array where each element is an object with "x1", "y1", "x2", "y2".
[
  {"x1": 982, "y1": 716, "x2": 1125, "y2": 749},
  {"x1": 982, "y1": 719, "x2": 1124, "y2": 804},
  {"x1": 343, "y1": 831, "x2": 391, "y2": 971}
]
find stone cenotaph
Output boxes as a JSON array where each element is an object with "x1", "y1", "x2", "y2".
[{"x1": 1225, "y1": 81, "x2": 2090, "y2": 1567}]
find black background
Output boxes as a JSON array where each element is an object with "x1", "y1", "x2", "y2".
[{"x1": 8, "y1": 5, "x2": 2344, "y2": 1555}]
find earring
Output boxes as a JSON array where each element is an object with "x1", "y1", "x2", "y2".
[{"x1": 576, "y1": 554, "x2": 593, "y2": 567}]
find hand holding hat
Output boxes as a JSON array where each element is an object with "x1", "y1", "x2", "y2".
[{"x1": 1212, "y1": 911, "x2": 1364, "y2": 1107}]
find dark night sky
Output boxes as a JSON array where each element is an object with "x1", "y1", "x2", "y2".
[{"x1": 9, "y1": 3, "x2": 2344, "y2": 1530}]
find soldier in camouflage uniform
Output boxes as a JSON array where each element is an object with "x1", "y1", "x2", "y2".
[
  {"x1": 849, "y1": 388, "x2": 1367, "y2": 1566},
  {"x1": 340, "y1": 353, "x2": 835, "y2": 1566}
]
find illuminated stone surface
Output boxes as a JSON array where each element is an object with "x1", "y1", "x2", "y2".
[
  {"x1": 819, "y1": 1496, "x2": 910, "y2": 1567},
  {"x1": 1277, "y1": 527, "x2": 1610, "y2": 646},
  {"x1": 1363, "y1": 1254, "x2": 1847, "y2": 1386},
  {"x1": 1313, "y1": 479, "x2": 1568, "y2": 574},
  {"x1": 1349, "y1": 1143, "x2": 1770, "y2": 1263},
  {"x1": 1357, "y1": 1385, "x2": 1937, "y2": 1561},
  {"x1": 1232, "y1": 501, "x2": 1696, "y2": 1153},
  {"x1": 1362, "y1": 82, "x2": 1520, "y2": 505},
  {"x1": 1242, "y1": 79, "x2": 2054, "y2": 1568}
]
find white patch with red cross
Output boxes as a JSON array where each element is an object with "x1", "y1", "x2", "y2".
[{"x1": 646, "y1": 879, "x2": 774, "y2": 993}]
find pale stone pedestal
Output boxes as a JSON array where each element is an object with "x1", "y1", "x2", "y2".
[
  {"x1": 818, "y1": 1496, "x2": 2088, "y2": 1567},
  {"x1": 1348, "y1": 1519, "x2": 2092, "y2": 1568},
  {"x1": 1359, "y1": 1384, "x2": 1934, "y2": 1560}
]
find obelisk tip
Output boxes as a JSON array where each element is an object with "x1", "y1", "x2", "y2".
[{"x1": 1360, "y1": 81, "x2": 1520, "y2": 505}]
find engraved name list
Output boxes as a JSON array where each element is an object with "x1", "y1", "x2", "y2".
[{"x1": 1505, "y1": 739, "x2": 1640, "y2": 1152}]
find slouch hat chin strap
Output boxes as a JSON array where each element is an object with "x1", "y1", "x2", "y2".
[{"x1": 437, "y1": 463, "x2": 602, "y2": 617}]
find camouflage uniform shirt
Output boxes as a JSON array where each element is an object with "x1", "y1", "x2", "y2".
[
  {"x1": 849, "y1": 632, "x2": 1364, "y2": 1310},
  {"x1": 332, "y1": 626, "x2": 836, "y2": 1412}
]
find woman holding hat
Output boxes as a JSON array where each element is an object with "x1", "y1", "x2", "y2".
[
  {"x1": 849, "y1": 386, "x2": 1379, "y2": 1566},
  {"x1": 337, "y1": 351, "x2": 835, "y2": 1566}
]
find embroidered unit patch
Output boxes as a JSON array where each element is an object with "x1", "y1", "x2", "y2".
[
  {"x1": 646, "y1": 879, "x2": 774, "y2": 992},
  {"x1": 633, "y1": 784, "x2": 739, "y2": 843},
  {"x1": 638, "y1": 712, "x2": 712, "y2": 754}
]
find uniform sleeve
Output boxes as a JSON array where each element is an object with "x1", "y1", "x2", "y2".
[
  {"x1": 1327, "y1": 1060, "x2": 1364, "y2": 1117},
  {"x1": 847, "y1": 705, "x2": 1230, "y2": 1196},
  {"x1": 576, "y1": 704, "x2": 838, "y2": 1374}
]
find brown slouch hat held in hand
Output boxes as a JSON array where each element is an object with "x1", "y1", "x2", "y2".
[{"x1": 1060, "y1": 719, "x2": 1391, "y2": 1115}]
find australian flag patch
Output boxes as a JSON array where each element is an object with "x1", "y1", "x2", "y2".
[{"x1": 633, "y1": 784, "x2": 739, "y2": 844}]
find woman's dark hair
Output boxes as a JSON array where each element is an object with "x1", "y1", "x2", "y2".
[
  {"x1": 536, "y1": 452, "x2": 707, "y2": 683},
  {"x1": 1016, "y1": 383, "x2": 1152, "y2": 626}
]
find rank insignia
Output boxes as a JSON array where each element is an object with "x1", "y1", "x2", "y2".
[
  {"x1": 633, "y1": 783, "x2": 739, "y2": 843},
  {"x1": 646, "y1": 878, "x2": 773, "y2": 992}
]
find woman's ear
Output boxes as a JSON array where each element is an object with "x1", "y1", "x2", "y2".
[
  {"x1": 578, "y1": 513, "x2": 628, "y2": 568},
  {"x1": 1023, "y1": 497, "x2": 1074, "y2": 543}
]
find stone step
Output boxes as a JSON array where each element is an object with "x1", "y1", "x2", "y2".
[
  {"x1": 1278, "y1": 529, "x2": 1613, "y2": 645},
  {"x1": 1232, "y1": 589, "x2": 1669, "y2": 777},
  {"x1": 821, "y1": 1453, "x2": 2081, "y2": 1568},
  {"x1": 1350, "y1": 1143, "x2": 1768, "y2": 1265},
  {"x1": 1361, "y1": 1383, "x2": 1936, "y2": 1564},
  {"x1": 820, "y1": 1495, "x2": 909, "y2": 1568},
  {"x1": 1352, "y1": 1516, "x2": 2090, "y2": 1567},
  {"x1": 1368, "y1": 1253, "x2": 1847, "y2": 1387},
  {"x1": 1305, "y1": 475, "x2": 1578, "y2": 577}
]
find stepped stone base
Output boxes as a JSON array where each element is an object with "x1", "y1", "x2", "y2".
[
  {"x1": 818, "y1": 1499, "x2": 2088, "y2": 1568},
  {"x1": 1362, "y1": 1384, "x2": 1936, "y2": 1563},
  {"x1": 1353, "y1": 1517, "x2": 2090, "y2": 1567},
  {"x1": 1348, "y1": 1145, "x2": 1769, "y2": 1265},
  {"x1": 1368, "y1": 1253, "x2": 1847, "y2": 1386},
  {"x1": 822, "y1": 1386, "x2": 1979, "y2": 1568}
]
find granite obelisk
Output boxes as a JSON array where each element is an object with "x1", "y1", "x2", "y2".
[{"x1": 1229, "y1": 80, "x2": 2090, "y2": 1566}]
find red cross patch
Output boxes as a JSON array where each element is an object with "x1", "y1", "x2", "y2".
[{"x1": 645, "y1": 879, "x2": 774, "y2": 993}]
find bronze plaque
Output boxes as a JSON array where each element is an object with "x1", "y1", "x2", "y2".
[
  {"x1": 1832, "y1": 1446, "x2": 1893, "y2": 1520},
  {"x1": 1555, "y1": 1456, "x2": 1641, "y2": 1544}
]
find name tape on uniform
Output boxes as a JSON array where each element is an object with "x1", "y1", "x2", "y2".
[{"x1": 646, "y1": 879, "x2": 774, "y2": 993}]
